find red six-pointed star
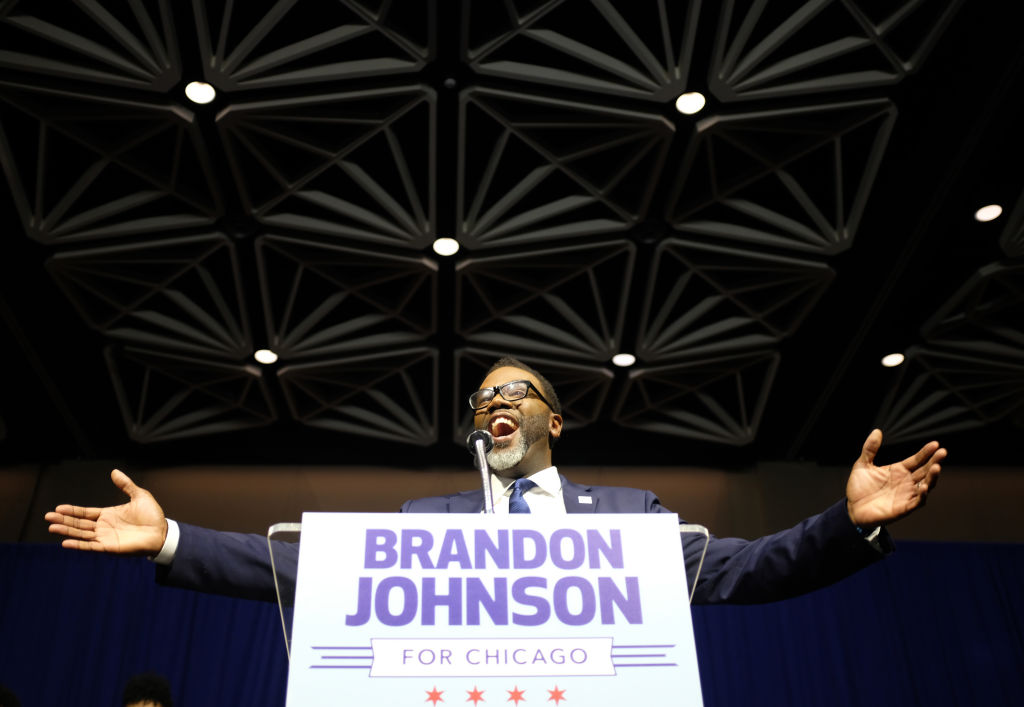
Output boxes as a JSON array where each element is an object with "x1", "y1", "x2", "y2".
[
  {"x1": 467, "y1": 686, "x2": 485, "y2": 705},
  {"x1": 547, "y1": 685, "x2": 567, "y2": 704},
  {"x1": 426, "y1": 686, "x2": 444, "y2": 705},
  {"x1": 507, "y1": 686, "x2": 526, "y2": 704}
]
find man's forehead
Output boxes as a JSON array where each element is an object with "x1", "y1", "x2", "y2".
[{"x1": 478, "y1": 366, "x2": 539, "y2": 390}]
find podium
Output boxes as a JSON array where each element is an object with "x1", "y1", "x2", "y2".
[{"x1": 269, "y1": 513, "x2": 707, "y2": 706}]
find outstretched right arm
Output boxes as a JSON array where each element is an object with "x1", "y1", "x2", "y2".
[
  {"x1": 44, "y1": 469, "x2": 167, "y2": 556},
  {"x1": 45, "y1": 469, "x2": 292, "y2": 602}
]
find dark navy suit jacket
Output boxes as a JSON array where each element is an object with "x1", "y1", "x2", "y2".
[{"x1": 158, "y1": 475, "x2": 890, "y2": 605}]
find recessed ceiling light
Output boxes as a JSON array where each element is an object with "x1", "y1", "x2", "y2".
[
  {"x1": 254, "y1": 349, "x2": 279, "y2": 365},
  {"x1": 432, "y1": 237, "x2": 460, "y2": 256},
  {"x1": 185, "y1": 81, "x2": 216, "y2": 105},
  {"x1": 881, "y1": 353, "x2": 905, "y2": 368},
  {"x1": 674, "y1": 92, "x2": 706, "y2": 115},
  {"x1": 974, "y1": 204, "x2": 1003, "y2": 222},
  {"x1": 611, "y1": 353, "x2": 637, "y2": 367}
]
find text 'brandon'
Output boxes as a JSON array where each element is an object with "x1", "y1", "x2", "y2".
[{"x1": 344, "y1": 528, "x2": 643, "y2": 627}]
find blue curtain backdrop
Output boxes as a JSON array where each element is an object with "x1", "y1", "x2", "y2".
[{"x1": 2, "y1": 541, "x2": 1022, "y2": 706}]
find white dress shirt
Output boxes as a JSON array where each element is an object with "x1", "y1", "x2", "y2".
[{"x1": 487, "y1": 466, "x2": 565, "y2": 514}]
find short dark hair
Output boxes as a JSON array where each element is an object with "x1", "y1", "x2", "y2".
[
  {"x1": 483, "y1": 357, "x2": 563, "y2": 447},
  {"x1": 123, "y1": 673, "x2": 173, "y2": 707},
  {"x1": 484, "y1": 357, "x2": 562, "y2": 415}
]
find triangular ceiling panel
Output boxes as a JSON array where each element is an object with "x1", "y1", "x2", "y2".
[
  {"x1": 456, "y1": 240, "x2": 635, "y2": 361},
  {"x1": 465, "y1": 0, "x2": 700, "y2": 100},
  {"x1": 637, "y1": 239, "x2": 833, "y2": 362},
  {"x1": 47, "y1": 234, "x2": 250, "y2": 359},
  {"x1": 0, "y1": 0, "x2": 181, "y2": 91},
  {"x1": 709, "y1": 0, "x2": 963, "y2": 101},
  {"x1": 923, "y1": 262, "x2": 1024, "y2": 358},
  {"x1": 458, "y1": 88, "x2": 674, "y2": 249},
  {"x1": 106, "y1": 346, "x2": 276, "y2": 443},
  {"x1": 256, "y1": 234, "x2": 436, "y2": 360},
  {"x1": 277, "y1": 347, "x2": 437, "y2": 445},
  {"x1": 874, "y1": 347, "x2": 1019, "y2": 444},
  {"x1": 667, "y1": 100, "x2": 896, "y2": 255},
  {"x1": 193, "y1": 0, "x2": 433, "y2": 90},
  {"x1": 874, "y1": 261, "x2": 1024, "y2": 445},
  {"x1": 0, "y1": 85, "x2": 221, "y2": 243},
  {"x1": 219, "y1": 87, "x2": 434, "y2": 248},
  {"x1": 919, "y1": 349, "x2": 1024, "y2": 422},
  {"x1": 613, "y1": 350, "x2": 780, "y2": 444}
]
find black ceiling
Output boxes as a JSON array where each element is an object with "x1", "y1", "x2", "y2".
[{"x1": 1, "y1": 0, "x2": 1022, "y2": 471}]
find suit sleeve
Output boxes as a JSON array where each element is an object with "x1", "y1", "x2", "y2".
[
  {"x1": 156, "y1": 495, "x2": 452, "y2": 601},
  {"x1": 156, "y1": 522, "x2": 296, "y2": 603},
  {"x1": 658, "y1": 495, "x2": 893, "y2": 604}
]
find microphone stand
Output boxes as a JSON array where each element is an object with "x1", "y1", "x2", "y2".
[{"x1": 466, "y1": 430, "x2": 495, "y2": 514}]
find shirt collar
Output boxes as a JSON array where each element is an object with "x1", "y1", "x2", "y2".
[{"x1": 493, "y1": 466, "x2": 561, "y2": 497}]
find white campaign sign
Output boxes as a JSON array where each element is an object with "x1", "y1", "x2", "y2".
[{"x1": 286, "y1": 513, "x2": 704, "y2": 707}]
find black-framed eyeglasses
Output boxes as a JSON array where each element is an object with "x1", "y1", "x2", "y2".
[{"x1": 469, "y1": 380, "x2": 554, "y2": 411}]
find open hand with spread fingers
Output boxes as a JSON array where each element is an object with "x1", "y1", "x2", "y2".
[
  {"x1": 846, "y1": 429, "x2": 945, "y2": 528},
  {"x1": 44, "y1": 469, "x2": 168, "y2": 556}
]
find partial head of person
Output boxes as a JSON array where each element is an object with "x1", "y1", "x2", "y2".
[
  {"x1": 470, "y1": 357, "x2": 563, "y2": 478},
  {"x1": 0, "y1": 684, "x2": 21, "y2": 707},
  {"x1": 123, "y1": 673, "x2": 173, "y2": 707}
]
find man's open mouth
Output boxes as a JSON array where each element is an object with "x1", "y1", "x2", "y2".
[{"x1": 488, "y1": 414, "x2": 520, "y2": 442}]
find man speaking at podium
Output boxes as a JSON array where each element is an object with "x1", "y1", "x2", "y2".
[{"x1": 45, "y1": 357, "x2": 945, "y2": 605}]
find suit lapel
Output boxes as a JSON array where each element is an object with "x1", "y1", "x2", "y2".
[
  {"x1": 449, "y1": 489, "x2": 485, "y2": 513},
  {"x1": 561, "y1": 476, "x2": 597, "y2": 513}
]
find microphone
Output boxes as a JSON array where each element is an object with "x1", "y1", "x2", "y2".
[
  {"x1": 466, "y1": 429, "x2": 496, "y2": 514},
  {"x1": 466, "y1": 429, "x2": 494, "y2": 454}
]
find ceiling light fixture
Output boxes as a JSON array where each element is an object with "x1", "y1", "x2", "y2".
[
  {"x1": 974, "y1": 204, "x2": 1003, "y2": 222},
  {"x1": 185, "y1": 81, "x2": 216, "y2": 104},
  {"x1": 881, "y1": 353, "x2": 905, "y2": 368},
  {"x1": 432, "y1": 237, "x2": 460, "y2": 256},
  {"x1": 611, "y1": 353, "x2": 637, "y2": 367},
  {"x1": 254, "y1": 349, "x2": 279, "y2": 365},
  {"x1": 674, "y1": 92, "x2": 706, "y2": 115}
]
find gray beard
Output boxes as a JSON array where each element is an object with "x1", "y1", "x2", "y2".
[
  {"x1": 486, "y1": 434, "x2": 529, "y2": 471},
  {"x1": 485, "y1": 412, "x2": 547, "y2": 472}
]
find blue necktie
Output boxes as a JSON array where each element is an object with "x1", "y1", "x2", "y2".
[{"x1": 507, "y1": 478, "x2": 536, "y2": 514}]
